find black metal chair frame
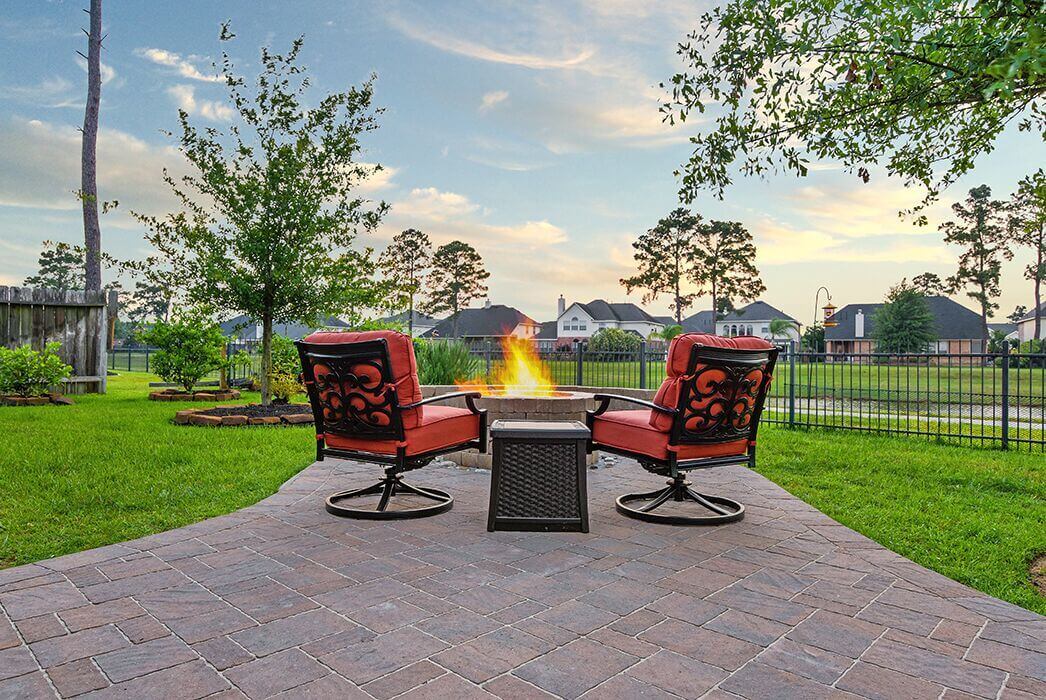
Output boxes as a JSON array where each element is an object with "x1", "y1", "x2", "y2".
[
  {"x1": 297, "y1": 337, "x2": 487, "y2": 520},
  {"x1": 586, "y1": 343, "x2": 778, "y2": 525}
]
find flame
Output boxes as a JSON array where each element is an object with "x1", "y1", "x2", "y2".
[{"x1": 457, "y1": 336, "x2": 556, "y2": 397}]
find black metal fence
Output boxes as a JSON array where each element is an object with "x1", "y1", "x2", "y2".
[{"x1": 109, "y1": 341, "x2": 261, "y2": 384}]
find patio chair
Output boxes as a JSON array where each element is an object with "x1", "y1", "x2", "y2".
[
  {"x1": 586, "y1": 334, "x2": 778, "y2": 525},
  {"x1": 297, "y1": 330, "x2": 487, "y2": 520}
]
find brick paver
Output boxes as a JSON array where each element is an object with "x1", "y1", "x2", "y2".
[{"x1": 0, "y1": 458, "x2": 1042, "y2": 699}]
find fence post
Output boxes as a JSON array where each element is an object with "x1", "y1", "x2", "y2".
[
  {"x1": 575, "y1": 342, "x2": 584, "y2": 386},
  {"x1": 1001, "y1": 340, "x2": 1010, "y2": 450},
  {"x1": 127, "y1": 348, "x2": 132, "y2": 372},
  {"x1": 145, "y1": 347, "x2": 150, "y2": 373},
  {"x1": 788, "y1": 340, "x2": 796, "y2": 428},
  {"x1": 639, "y1": 341, "x2": 647, "y2": 390}
]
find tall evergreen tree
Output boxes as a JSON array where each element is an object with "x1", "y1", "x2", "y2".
[
  {"x1": 872, "y1": 281, "x2": 938, "y2": 353},
  {"x1": 425, "y1": 241, "x2": 489, "y2": 338},
  {"x1": 941, "y1": 185, "x2": 1012, "y2": 351},
  {"x1": 379, "y1": 229, "x2": 432, "y2": 335},
  {"x1": 80, "y1": 0, "x2": 103, "y2": 290},
  {"x1": 1009, "y1": 169, "x2": 1046, "y2": 340},
  {"x1": 620, "y1": 208, "x2": 701, "y2": 324},
  {"x1": 691, "y1": 220, "x2": 765, "y2": 322},
  {"x1": 24, "y1": 241, "x2": 85, "y2": 291}
]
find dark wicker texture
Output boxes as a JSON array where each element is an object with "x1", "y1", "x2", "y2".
[{"x1": 495, "y1": 441, "x2": 581, "y2": 519}]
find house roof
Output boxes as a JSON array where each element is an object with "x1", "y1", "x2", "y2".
[
  {"x1": 1018, "y1": 303, "x2": 1046, "y2": 322},
  {"x1": 422, "y1": 304, "x2": 538, "y2": 338},
  {"x1": 218, "y1": 314, "x2": 349, "y2": 340},
  {"x1": 652, "y1": 316, "x2": 677, "y2": 326},
  {"x1": 379, "y1": 310, "x2": 440, "y2": 326},
  {"x1": 536, "y1": 321, "x2": 558, "y2": 339},
  {"x1": 719, "y1": 301, "x2": 798, "y2": 323},
  {"x1": 825, "y1": 296, "x2": 984, "y2": 340},
  {"x1": 571, "y1": 299, "x2": 661, "y2": 324},
  {"x1": 988, "y1": 322, "x2": 1017, "y2": 336},
  {"x1": 680, "y1": 310, "x2": 716, "y2": 334}
]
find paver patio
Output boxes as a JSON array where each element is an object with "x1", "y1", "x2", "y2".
[{"x1": 0, "y1": 458, "x2": 1043, "y2": 699}]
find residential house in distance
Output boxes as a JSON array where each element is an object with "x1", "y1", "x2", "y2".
[
  {"x1": 421, "y1": 301, "x2": 541, "y2": 344},
  {"x1": 716, "y1": 301, "x2": 801, "y2": 345},
  {"x1": 1015, "y1": 303, "x2": 1046, "y2": 342},
  {"x1": 377, "y1": 310, "x2": 441, "y2": 337},
  {"x1": 825, "y1": 295, "x2": 987, "y2": 361},
  {"x1": 555, "y1": 295, "x2": 665, "y2": 347},
  {"x1": 680, "y1": 310, "x2": 716, "y2": 335},
  {"x1": 218, "y1": 314, "x2": 349, "y2": 340}
]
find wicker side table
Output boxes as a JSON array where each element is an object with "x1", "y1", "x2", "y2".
[{"x1": 487, "y1": 420, "x2": 590, "y2": 533}]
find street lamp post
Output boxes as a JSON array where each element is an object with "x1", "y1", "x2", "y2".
[{"x1": 810, "y1": 286, "x2": 836, "y2": 353}]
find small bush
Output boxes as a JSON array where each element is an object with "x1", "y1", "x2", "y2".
[
  {"x1": 414, "y1": 339, "x2": 480, "y2": 385},
  {"x1": 0, "y1": 342, "x2": 72, "y2": 397},
  {"x1": 141, "y1": 313, "x2": 228, "y2": 393},
  {"x1": 588, "y1": 328, "x2": 642, "y2": 355},
  {"x1": 266, "y1": 335, "x2": 304, "y2": 403}
]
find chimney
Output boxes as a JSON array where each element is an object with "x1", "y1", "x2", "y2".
[
  {"x1": 484, "y1": 298, "x2": 491, "y2": 309},
  {"x1": 855, "y1": 309, "x2": 865, "y2": 338},
  {"x1": 557, "y1": 294, "x2": 566, "y2": 317}
]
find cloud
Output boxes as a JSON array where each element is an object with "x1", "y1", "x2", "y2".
[
  {"x1": 479, "y1": 90, "x2": 509, "y2": 113},
  {"x1": 166, "y1": 84, "x2": 234, "y2": 121},
  {"x1": 135, "y1": 48, "x2": 222, "y2": 82},
  {"x1": 752, "y1": 216, "x2": 952, "y2": 266},
  {"x1": 354, "y1": 163, "x2": 399, "y2": 194},
  {"x1": 392, "y1": 187, "x2": 480, "y2": 222},
  {"x1": 76, "y1": 56, "x2": 117, "y2": 86},
  {"x1": 3, "y1": 76, "x2": 81, "y2": 109},
  {"x1": 783, "y1": 181, "x2": 950, "y2": 238}
]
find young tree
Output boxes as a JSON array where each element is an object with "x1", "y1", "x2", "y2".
[
  {"x1": 127, "y1": 280, "x2": 173, "y2": 324},
  {"x1": 137, "y1": 26, "x2": 388, "y2": 404},
  {"x1": 872, "y1": 281, "x2": 938, "y2": 353},
  {"x1": 1009, "y1": 169, "x2": 1046, "y2": 340},
  {"x1": 425, "y1": 241, "x2": 489, "y2": 337},
  {"x1": 1009, "y1": 305, "x2": 1029, "y2": 324},
  {"x1": 941, "y1": 185, "x2": 1012, "y2": 351},
  {"x1": 24, "y1": 241, "x2": 85, "y2": 290},
  {"x1": 663, "y1": 1, "x2": 1044, "y2": 213},
  {"x1": 691, "y1": 220, "x2": 765, "y2": 322},
  {"x1": 620, "y1": 208, "x2": 701, "y2": 324},
  {"x1": 911, "y1": 272, "x2": 946, "y2": 295},
  {"x1": 801, "y1": 324, "x2": 825, "y2": 352},
  {"x1": 80, "y1": 0, "x2": 103, "y2": 290},
  {"x1": 379, "y1": 228, "x2": 431, "y2": 335}
]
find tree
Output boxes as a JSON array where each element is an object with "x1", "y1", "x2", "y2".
[
  {"x1": 80, "y1": 0, "x2": 103, "y2": 290},
  {"x1": 941, "y1": 185, "x2": 1012, "y2": 351},
  {"x1": 127, "y1": 280, "x2": 173, "y2": 324},
  {"x1": 425, "y1": 241, "x2": 489, "y2": 337},
  {"x1": 137, "y1": 26, "x2": 388, "y2": 405},
  {"x1": 768, "y1": 318, "x2": 798, "y2": 342},
  {"x1": 802, "y1": 324, "x2": 825, "y2": 352},
  {"x1": 912, "y1": 272, "x2": 946, "y2": 295},
  {"x1": 691, "y1": 220, "x2": 765, "y2": 322},
  {"x1": 656, "y1": 324, "x2": 684, "y2": 343},
  {"x1": 24, "y1": 241, "x2": 85, "y2": 290},
  {"x1": 1009, "y1": 305, "x2": 1029, "y2": 323},
  {"x1": 872, "y1": 282, "x2": 938, "y2": 353},
  {"x1": 620, "y1": 208, "x2": 701, "y2": 324},
  {"x1": 141, "y1": 313, "x2": 228, "y2": 394},
  {"x1": 589, "y1": 328, "x2": 641, "y2": 354},
  {"x1": 379, "y1": 229, "x2": 431, "y2": 335},
  {"x1": 663, "y1": 1, "x2": 1044, "y2": 212},
  {"x1": 1009, "y1": 169, "x2": 1046, "y2": 340}
]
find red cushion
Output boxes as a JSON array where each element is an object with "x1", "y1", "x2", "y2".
[
  {"x1": 650, "y1": 333, "x2": 774, "y2": 430},
  {"x1": 304, "y1": 330, "x2": 423, "y2": 429},
  {"x1": 324, "y1": 405, "x2": 479, "y2": 457},
  {"x1": 592, "y1": 410, "x2": 748, "y2": 462}
]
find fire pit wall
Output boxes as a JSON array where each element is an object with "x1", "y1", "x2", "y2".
[{"x1": 420, "y1": 385, "x2": 656, "y2": 469}]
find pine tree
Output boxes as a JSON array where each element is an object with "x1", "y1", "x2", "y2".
[
  {"x1": 425, "y1": 241, "x2": 489, "y2": 337},
  {"x1": 620, "y1": 208, "x2": 701, "y2": 324},
  {"x1": 379, "y1": 229, "x2": 432, "y2": 335},
  {"x1": 691, "y1": 220, "x2": 765, "y2": 321},
  {"x1": 872, "y1": 281, "x2": 938, "y2": 354}
]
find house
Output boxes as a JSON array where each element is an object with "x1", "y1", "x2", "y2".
[
  {"x1": 1015, "y1": 303, "x2": 1046, "y2": 342},
  {"x1": 680, "y1": 310, "x2": 716, "y2": 335},
  {"x1": 825, "y1": 295, "x2": 986, "y2": 359},
  {"x1": 378, "y1": 310, "x2": 440, "y2": 337},
  {"x1": 421, "y1": 301, "x2": 541, "y2": 343},
  {"x1": 535, "y1": 321, "x2": 559, "y2": 352},
  {"x1": 218, "y1": 314, "x2": 349, "y2": 340},
  {"x1": 988, "y1": 322, "x2": 1019, "y2": 342},
  {"x1": 716, "y1": 301, "x2": 801, "y2": 344},
  {"x1": 555, "y1": 295, "x2": 664, "y2": 347}
]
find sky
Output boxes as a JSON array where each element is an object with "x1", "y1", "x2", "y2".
[{"x1": 0, "y1": 0, "x2": 1042, "y2": 325}]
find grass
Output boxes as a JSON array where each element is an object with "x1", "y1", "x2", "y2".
[
  {"x1": 0, "y1": 372, "x2": 313, "y2": 567},
  {"x1": 755, "y1": 425, "x2": 1046, "y2": 614},
  {"x1": 1, "y1": 373, "x2": 1042, "y2": 614}
]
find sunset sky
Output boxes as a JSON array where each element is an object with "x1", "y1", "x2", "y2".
[{"x1": 1, "y1": 1, "x2": 1042, "y2": 324}]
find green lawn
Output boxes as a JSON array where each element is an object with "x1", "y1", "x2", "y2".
[
  {"x1": 1, "y1": 373, "x2": 1042, "y2": 614},
  {"x1": 0, "y1": 372, "x2": 313, "y2": 567}
]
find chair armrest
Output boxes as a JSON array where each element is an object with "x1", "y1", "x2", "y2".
[
  {"x1": 590, "y1": 393, "x2": 676, "y2": 418},
  {"x1": 402, "y1": 391, "x2": 484, "y2": 414}
]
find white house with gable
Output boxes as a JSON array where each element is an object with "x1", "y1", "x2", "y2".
[{"x1": 555, "y1": 296, "x2": 664, "y2": 347}]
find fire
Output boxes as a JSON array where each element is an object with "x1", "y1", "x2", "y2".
[{"x1": 457, "y1": 336, "x2": 556, "y2": 397}]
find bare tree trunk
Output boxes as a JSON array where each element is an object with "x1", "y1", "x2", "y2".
[
  {"x1": 261, "y1": 313, "x2": 273, "y2": 406},
  {"x1": 1035, "y1": 232, "x2": 1042, "y2": 341},
  {"x1": 408, "y1": 293, "x2": 414, "y2": 336},
  {"x1": 81, "y1": 0, "x2": 102, "y2": 291}
]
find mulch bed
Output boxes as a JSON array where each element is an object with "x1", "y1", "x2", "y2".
[
  {"x1": 175, "y1": 403, "x2": 313, "y2": 427},
  {"x1": 1031, "y1": 554, "x2": 1046, "y2": 597},
  {"x1": 1, "y1": 394, "x2": 74, "y2": 407},
  {"x1": 150, "y1": 389, "x2": 241, "y2": 402}
]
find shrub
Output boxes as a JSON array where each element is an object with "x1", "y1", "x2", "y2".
[
  {"x1": 588, "y1": 328, "x2": 642, "y2": 355},
  {"x1": 414, "y1": 339, "x2": 480, "y2": 385},
  {"x1": 0, "y1": 342, "x2": 72, "y2": 397},
  {"x1": 269, "y1": 371, "x2": 304, "y2": 404},
  {"x1": 141, "y1": 313, "x2": 228, "y2": 393},
  {"x1": 266, "y1": 334, "x2": 304, "y2": 403}
]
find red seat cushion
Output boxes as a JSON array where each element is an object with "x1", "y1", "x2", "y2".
[
  {"x1": 304, "y1": 330, "x2": 424, "y2": 429},
  {"x1": 324, "y1": 405, "x2": 479, "y2": 457},
  {"x1": 650, "y1": 333, "x2": 774, "y2": 431},
  {"x1": 592, "y1": 409, "x2": 748, "y2": 462}
]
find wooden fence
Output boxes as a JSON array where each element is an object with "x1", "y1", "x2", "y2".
[{"x1": 0, "y1": 286, "x2": 118, "y2": 394}]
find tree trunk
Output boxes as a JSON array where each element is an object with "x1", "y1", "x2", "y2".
[
  {"x1": 1035, "y1": 233, "x2": 1042, "y2": 341},
  {"x1": 980, "y1": 305, "x2": 989, "y2": 355},
  {"x1": 81, "y1": 0, "x2": 102, "y2": 291},
  {"x1": 408, "y1": 293, "x2": 414, "y2": 336},
  {"x1": 711, "y1": 279, "x2": 718, "y2": 334},
  {"x1": 450, "y1": 300, "x2": 459, "y2": 338},
  {"x1": 261, "y1": 313, "x2": 273, "y2": 406}
]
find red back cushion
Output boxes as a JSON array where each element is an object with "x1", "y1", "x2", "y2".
[
  {"x1": 304, "y1": 330, "x2": 423, "y2": 430},
  {"x1": 650, "y1": 333, "x2": 774, "y2": 431}
]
